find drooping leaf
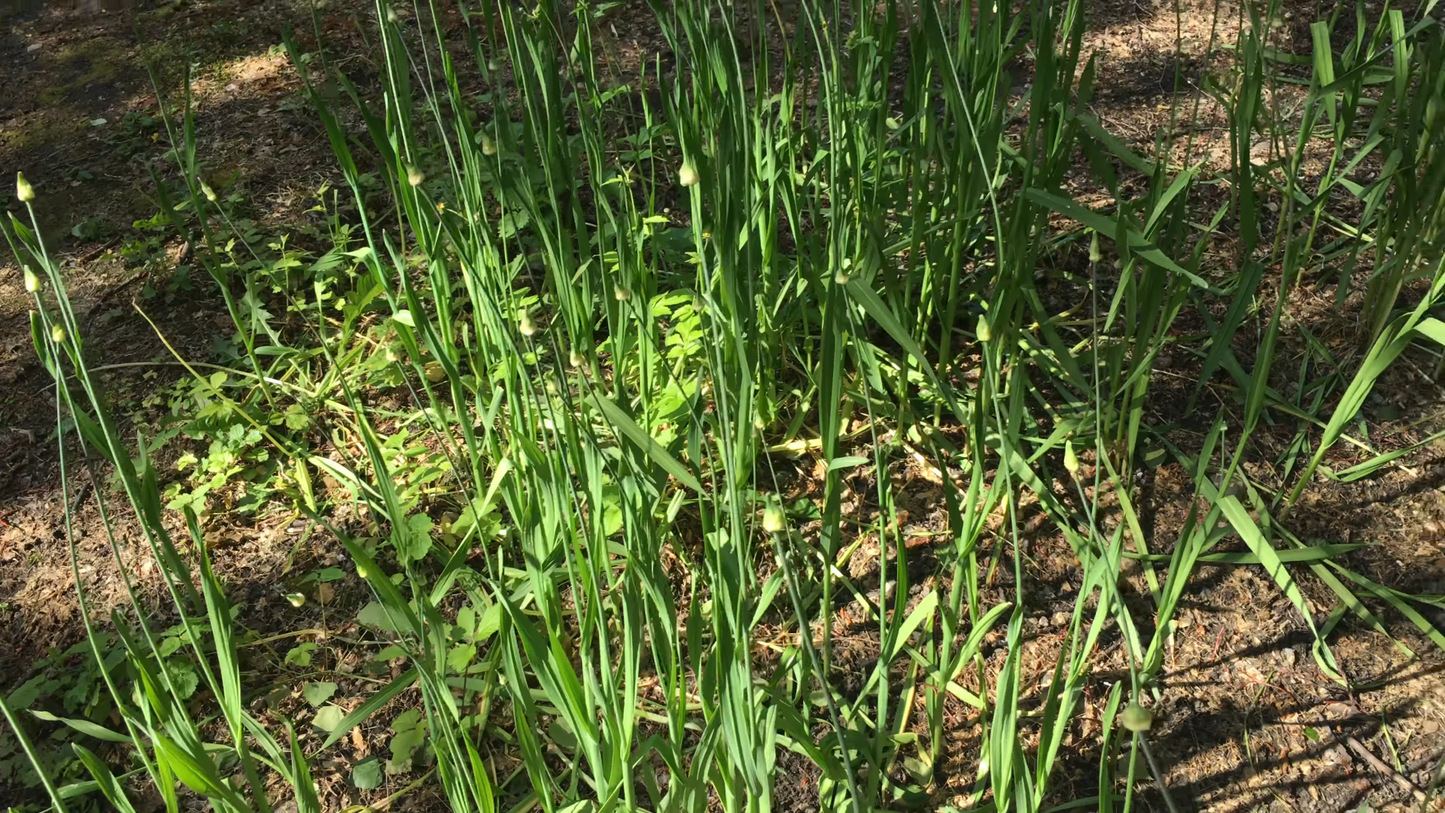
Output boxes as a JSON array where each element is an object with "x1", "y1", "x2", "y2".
[
  {"x1": 589, "y1": 392, "x2": 701, "y2": 492},
  {"x1": 312, "y1": 705, "x2": 346, "y2": 733},
  {"x1": 28, "y1": 710, "x2": 131, "y2": 743},
  {"x1": 352, "y1": 756, "x2": 383, "y2": 790},
  {"x1": 303, "y1": 682, "x2": 338, "y2": 708}
]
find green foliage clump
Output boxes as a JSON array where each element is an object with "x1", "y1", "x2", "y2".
[{"x1": 4, "y1": 1, "x2": 1445, "y2": 812}]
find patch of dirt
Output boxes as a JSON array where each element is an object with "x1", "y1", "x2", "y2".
[{"x1": 2, "y1": 0, "x2": 359, "y2": 662}]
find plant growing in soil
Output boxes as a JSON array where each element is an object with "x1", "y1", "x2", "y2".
[{"x1": 4, "y1": 0, "x2": 1445, "y2": 812}]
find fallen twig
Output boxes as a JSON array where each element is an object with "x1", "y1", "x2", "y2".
[{"x1": 1346, "y1": 736, "x2": 1427, "y2": 805}]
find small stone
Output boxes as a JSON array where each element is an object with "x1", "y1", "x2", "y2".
[{"x1": 1237, "y1": 658, "x2": 1266, "y2": 683}]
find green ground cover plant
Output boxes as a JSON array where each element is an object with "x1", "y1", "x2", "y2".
[{"x1": 4, "y1": 0, "x2": 1445, "y2": 811}]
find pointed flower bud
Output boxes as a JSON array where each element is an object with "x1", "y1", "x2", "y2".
[
  {"x1": 1121, "y1": 703, "x2": 1153, "y2": 733},
  {"x1": 762, "y1": 503, "x2": 786, "y2": 534},
  {"x1": 1064, "y1": 440, "x2": 1080, "y2": 477},
  {"x1": 678, "y1": 160, "x2": 699, "y2": 188}
]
